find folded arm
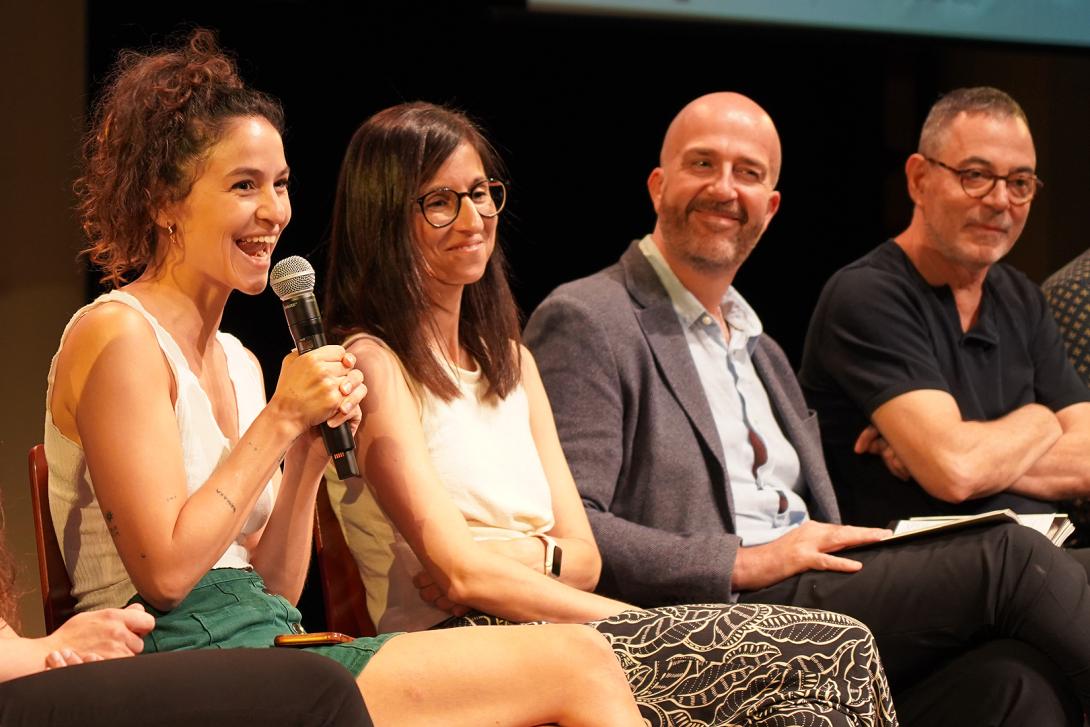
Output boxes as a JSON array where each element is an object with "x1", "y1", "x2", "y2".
[
  {"x1": 1007, "y1": 402, "x2": 1090, "y2": 500},
  {"x1": 870, "y1": 389, "x2": 1062, "y2": 503}
]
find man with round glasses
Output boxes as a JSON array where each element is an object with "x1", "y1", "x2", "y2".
[{"x1": 798, "y1": 87, "x2": 1090, "y2": 535}]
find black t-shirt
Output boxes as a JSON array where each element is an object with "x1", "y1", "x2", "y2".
[{"x1": 798, "y1": 240, "x2": 1090, "y2": 527}]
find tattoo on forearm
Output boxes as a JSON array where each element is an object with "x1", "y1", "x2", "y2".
[
  {"x1": 104, "y1": 510, "x2": 120, "y2": 538},
  {"x1": 246, "y1": 440, "x2": 286, "y2": 467},
  {"x1": 215, "y1": 488, "x2": 237, "y2": 513}
]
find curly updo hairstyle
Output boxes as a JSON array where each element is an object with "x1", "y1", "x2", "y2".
[{"x1": 75, "y1": 29, "x2": 284, "y2": 286}]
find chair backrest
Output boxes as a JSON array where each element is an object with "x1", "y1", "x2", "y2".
[
  {"x1": 28, "y1": 443, "x2": 76, "y2": 633},
  {"x1": 313, "y1": 481, "x2": 376, "y2": 637}
]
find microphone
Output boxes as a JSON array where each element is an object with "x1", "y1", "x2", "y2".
[{"x1": 269, "y1": 256, "x2": 361, "y2": 479}]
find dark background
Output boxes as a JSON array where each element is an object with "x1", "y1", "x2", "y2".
[
  {"x1": 87, "y1": 1, "x2": 1090, "y2": 375},
  {"x1": 81, "y1": 2, "x2": 1090, "y2": 629}
]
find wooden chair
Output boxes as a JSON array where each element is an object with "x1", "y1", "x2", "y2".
[
  {"x1": 313, "y1": 481, "x2": 376, "y2": 637},
  {"x1": 28, "y1": 443, "x2": 77, "y2": 633}
]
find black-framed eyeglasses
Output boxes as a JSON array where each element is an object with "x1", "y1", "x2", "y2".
[
  {"x1": 924, "y1": 157, "x2": 1043, "y2": 205},
  {"x1": 414, "y1": 179, "x2": 507, "y2": 228}
]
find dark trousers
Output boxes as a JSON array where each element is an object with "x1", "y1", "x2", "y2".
[
  {"x1": 1064, "y1": 546, "x2": 1090, "y2": 582},
  {"x1": 0, "y1": 648, "x2": 372, "y2": 727},
  {"x1": 894, "y1": 639, "x2": 1081, "y2": 727},
  {"x1": 739, "y1": 523, "x2": 1089, "y2": 727}
]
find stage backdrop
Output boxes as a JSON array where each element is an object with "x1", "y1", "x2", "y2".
[{"x1": 6, "y1": 0, "x2": 1086, "y2": 635}]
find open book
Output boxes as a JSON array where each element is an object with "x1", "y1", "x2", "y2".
[{"x1": 885, "y1": 509, "x2": 1074, "y2": 546}]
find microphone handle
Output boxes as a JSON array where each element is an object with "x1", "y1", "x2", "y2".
[{"x1": 283, "y1": 297, "x2": 361, "y2": 479}]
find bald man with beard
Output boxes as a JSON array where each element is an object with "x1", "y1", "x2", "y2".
[{"x1": 526, "y1": 92, "x2": 1090, "y2": 726}]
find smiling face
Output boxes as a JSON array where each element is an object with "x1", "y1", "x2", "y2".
[
  {"x1": 412, "y1": 141, "x2": 497, "y2": 293},
  {"x1": 649, "y1": 93, "x2": 781, "y2": 276},
  {"x1": 161, "y1": 115, "x2": 291, "y2": 295},
  {"x1": 911, "y1": 111, "x2": 1035, "y2": 272}
]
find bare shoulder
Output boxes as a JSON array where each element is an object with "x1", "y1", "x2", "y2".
[
  {"x1": 65, "y1": 300, "x2": 157, "y2": 351},
  {"x1": 52, "y1": 301, "x2": 174, "y2": 438},
  {"x1": 519, "y1": 344, "x2": 556, "y2": 415},
  {"x1": 344, "y1": 336, "x2": 425, "y2": 427},
  {"x1": 346, "y1": 336, "x2": 413, "y2": 392},
  {"x1": 347, "y1": 335, "x2": 397, "y2": 369},
  {"x1": 518, "y1": 342, "x2": 539, "y2": 378},
  {"x1": 243, "y1": 347, "x2": 262, "y2": 370},
  {"x1": 57, "y1": 300, "x2": 169, "y2": 385}
]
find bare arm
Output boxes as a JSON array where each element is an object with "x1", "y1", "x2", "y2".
[
  {"x1": 247, "y1": 351, "x2": 365, "y2": 603},
  {"x1": 0, "y1": 605, "x2": 154, "y2": 682},
  {"x1": 1007, "y1": 402, "x2": 1090, "y2": 500},
  {"x1": 343, "y1": 339, "x2": 631, "y2": 625},
  {"x1": 521, "y1": 347, "x2": 603, "y2": 591},
  {"x1": 854, "y1": 425, "x2": 911, "y2": 481},
  {"x1": 870, "y1": 389, "x2": 1062, "y2": 503},
  {"x1": 58, "y1": 304, "x2": 362, "y2": 610}
]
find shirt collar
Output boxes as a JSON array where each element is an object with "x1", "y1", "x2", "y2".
[{"x1": 638, "y1": 234, "x2": 764, "y2": 340}]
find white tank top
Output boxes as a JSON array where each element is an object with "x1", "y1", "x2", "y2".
[
  {"x1": 44, "y1": 290, "x2": 274, "y2": 611},
  {"x1": 327, "y1": 336, "x2": 554, "y2": 632}
]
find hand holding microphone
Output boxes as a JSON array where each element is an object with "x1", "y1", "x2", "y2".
[{"x1": 270, "y1": 256, "x2": 361, "y2": 479}]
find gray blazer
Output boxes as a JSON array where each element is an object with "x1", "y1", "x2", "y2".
[{"x1": 524, "y1": 240, "x2": 841, "y2": 606}]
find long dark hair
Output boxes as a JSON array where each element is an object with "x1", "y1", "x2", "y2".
[
  {"x1": 75, "y1": 28, "x2": 284, "y2": 286},
  {"x1": 324, "y1": 102, "x2": 521, "y2": 401}
]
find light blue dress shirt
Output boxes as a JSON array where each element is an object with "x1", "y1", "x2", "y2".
[{"x1": 639, "y1": 236, "x2": 809, "y2": 545}]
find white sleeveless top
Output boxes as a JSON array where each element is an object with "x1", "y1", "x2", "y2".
[
  {"x1": 45, "y1": 291, "x2": 275, "y2": 611},
  {"x1": 327, "y1": 337, "x2": 555, "y2": 632}
]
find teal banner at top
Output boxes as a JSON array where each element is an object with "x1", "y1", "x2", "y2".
[{"x1": 530, "y1": 0, "x2": 1090, "y2": 48}]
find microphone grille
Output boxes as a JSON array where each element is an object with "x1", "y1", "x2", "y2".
[{"x1": 270, "y1": 256, "x2": 316, "y2": 300}]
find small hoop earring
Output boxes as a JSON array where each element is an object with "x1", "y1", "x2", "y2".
[{"x1": 167, "y1": 224, "x2": 177, "y2": 247}]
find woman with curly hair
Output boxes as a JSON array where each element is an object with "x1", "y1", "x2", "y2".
[
  {"x1": 323, "y1": 101, "x2": 899, "y2": 727},
  {"x1": 44, "y1": 28, "x2": 644, "y2": 726}
]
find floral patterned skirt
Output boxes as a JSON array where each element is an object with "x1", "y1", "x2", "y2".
[{"x1": 445, "y1": 602, "x2": 898, "y2": 727}]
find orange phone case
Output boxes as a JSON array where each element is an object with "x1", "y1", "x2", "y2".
[{"x1": 273, "y1": 631, "x2": 354, "y2": 647}]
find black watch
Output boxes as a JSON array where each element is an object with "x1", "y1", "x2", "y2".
[{"x1": 536, "y1": 534, "x2": 563, "y2": 578}]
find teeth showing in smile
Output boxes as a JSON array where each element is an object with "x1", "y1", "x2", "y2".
[{"x1": 236, "y1": 236, "x2": 276, "y2": 257}]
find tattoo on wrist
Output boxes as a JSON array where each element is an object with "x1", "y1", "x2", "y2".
[{"x1": 215, "y1": 488, "x2": 237, "y2": 513}]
